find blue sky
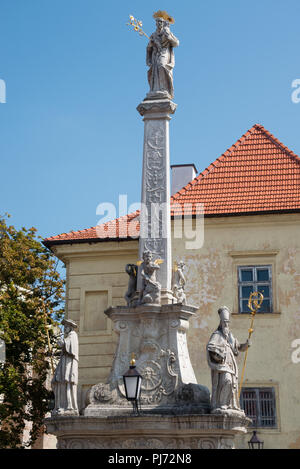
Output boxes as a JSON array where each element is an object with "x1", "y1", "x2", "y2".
[{"x1": 1, "y1": 0, "x2": 300, "y2": 241}]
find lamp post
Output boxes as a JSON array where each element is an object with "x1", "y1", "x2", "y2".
[
  {"x1": 123, "y1": 354, "x2": 142, "y2": 415},
  {"x1": 248, "y1": 430, "x2": 264, "y2": 449}
]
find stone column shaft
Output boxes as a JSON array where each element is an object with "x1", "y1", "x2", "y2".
[{"x1": 137, "y1": 99, "x2": 177, "y2": 302}]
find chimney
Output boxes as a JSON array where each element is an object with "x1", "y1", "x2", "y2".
[{"x1": 171, "y1": 164, "x2": 198, "y2": 195}]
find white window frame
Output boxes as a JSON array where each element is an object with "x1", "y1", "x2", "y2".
[{"x1": 238, "y1": 265, "x2": 273, "y2": 314}]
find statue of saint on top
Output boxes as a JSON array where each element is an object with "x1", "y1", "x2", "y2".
[{"x1": 146, "y1": 11, "x2": 179, "y2": 100}]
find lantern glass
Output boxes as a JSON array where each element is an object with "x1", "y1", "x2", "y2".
[
  {"x1": 124, "y1": 375, "x2": 141, "y2": 400},
  {"x1": 248, "y1": 431, "x2": 264, "y2": 449},
  {"x1": 123, "y1": 365, "x2": 142, "y2": 402}
]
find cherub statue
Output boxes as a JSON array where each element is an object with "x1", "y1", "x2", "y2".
[
  {"x1": 172, "y1": 260, "x2": 187, "y2": 305},
  {"x1": 139, "y1": 250, "x2": 162, "y2": 305}
]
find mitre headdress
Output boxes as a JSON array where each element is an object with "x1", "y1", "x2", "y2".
[{"x1": 218, "y1": 306, "x2": 230, "y2": 321}]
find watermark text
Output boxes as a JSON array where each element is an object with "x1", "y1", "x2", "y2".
[
  {"x1": 0, "y1": 79, "x2": 6, "y2": 103},
  {"x1": 96, "y1": 195, "x2": 204, "y2": 250}
]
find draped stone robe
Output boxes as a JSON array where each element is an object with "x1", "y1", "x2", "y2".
[
  {"x1": 52, "y1": 330, "x2": 78, "y2": 412},
  {"x1": 206, "y1": 329, "x2": 240, "y2": 410},
  {"x1": 146, "y1": 29, "x2": 179, "y2": 98}
]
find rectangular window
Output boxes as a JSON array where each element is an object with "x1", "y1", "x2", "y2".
[
  {"x1": 238, "y1": 265, "x2": 272, "y2": 313},
  {"x1": 240, "y1": 387, "x2": 277, "y2": 428}
]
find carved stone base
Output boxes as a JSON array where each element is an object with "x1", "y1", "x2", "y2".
[
  {"x1": 211, "y1": 408, "x2": 246, "y2": 417},
  {"x1": 84, "y1": 303, "x2": 210, "y2": 416},
  {"x1": 45, "y1": 413, "x2": 251, "y2": 449},
  {"x1": 145, "y1": 91, "x2": 172, "y2": 101},
  {"x1": 51, "y1": 409, "x2": 79, "y2": 417}
]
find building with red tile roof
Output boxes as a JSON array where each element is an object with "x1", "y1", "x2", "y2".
[{"x1": 44, "y1": 124, "x2": 300, "y2": 247}]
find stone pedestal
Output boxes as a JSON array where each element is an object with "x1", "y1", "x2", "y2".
[
  {"x1": 136, "y1": 99, "x2": 177, "y2": 303},
  {"x1": 45, "y1": 413, "x2": 251, "y2": 449},
  {"x1": 84, "y1": 303, "x2": 210, "y2": 416}
]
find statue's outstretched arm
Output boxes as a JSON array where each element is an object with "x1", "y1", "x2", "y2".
[
  {"x1": 169, "y1": 33, "x2": 179, "y2": 48},
  {"x1": 238, "y1": 339, "x2": 251, "y2": 352},
  {"x1": 163, "y1": 31, "x2": 179, "y2": 48}
]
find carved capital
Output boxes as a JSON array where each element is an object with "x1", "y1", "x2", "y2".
[{"x1": 137, "y1": 99, "x2": 177, "y2": 117}]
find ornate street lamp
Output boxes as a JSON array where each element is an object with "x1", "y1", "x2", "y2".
[
  {"x1": 248, "y1": 430, "x2": 264, "y2": 449},
  {"x1": 123, "y1": 354, "x2": 142, "y2": 415}
]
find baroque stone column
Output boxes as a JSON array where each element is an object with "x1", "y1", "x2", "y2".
[
  {"x1": 44, "y1": 12, "x2": 251, "y2": 449},
  {"x1": 136, "y1": 98, "x2": 177, "y2": 303}
]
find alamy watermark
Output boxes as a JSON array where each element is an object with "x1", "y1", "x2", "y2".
[
  {"x1": 291, "y1": 79, "x2": 300, "y2": 103},
  {"x1": 96, "y1": 195, "x2": 204, "y2": 250},
  {"x1": 291, "y1": 338, "x2": 300, "y2": 364},
  {"x1": 0, "y1": 79, "x2": 6, "y2": 103}
]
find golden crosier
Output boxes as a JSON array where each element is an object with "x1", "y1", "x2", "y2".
[
  {"x1": 248, "y1": 291, "x2": 264, "y2": 312},
  {"x1": 238, "y1": 291, "x2": 264, "y2": 399}
]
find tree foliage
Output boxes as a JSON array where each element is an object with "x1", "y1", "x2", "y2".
[{"x1": 0, "y1": 215, "x2": 64, "y2": 448}]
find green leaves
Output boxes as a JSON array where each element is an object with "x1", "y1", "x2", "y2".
[{"x1": 0, "y1": 215, "x2": 65, "y2": 448}]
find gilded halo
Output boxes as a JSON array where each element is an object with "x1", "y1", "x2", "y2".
[{"x1": 153, "y1": 10, "x2": 175, "y2": 24}]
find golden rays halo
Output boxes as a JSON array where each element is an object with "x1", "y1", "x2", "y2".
[{"x1": 153, "y1": 10, "x2": 175, "y2": 24}]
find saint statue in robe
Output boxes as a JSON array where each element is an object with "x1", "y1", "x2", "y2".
[
  {"x1": 207, "y1": 307, "x2": 250, "y2": 414},
  {"x1": 146, "y1": 12, "x2": 179, "y2": 99},
  {"x1": 51, "y1": 318, "x2": 79, "y2": 415}
]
